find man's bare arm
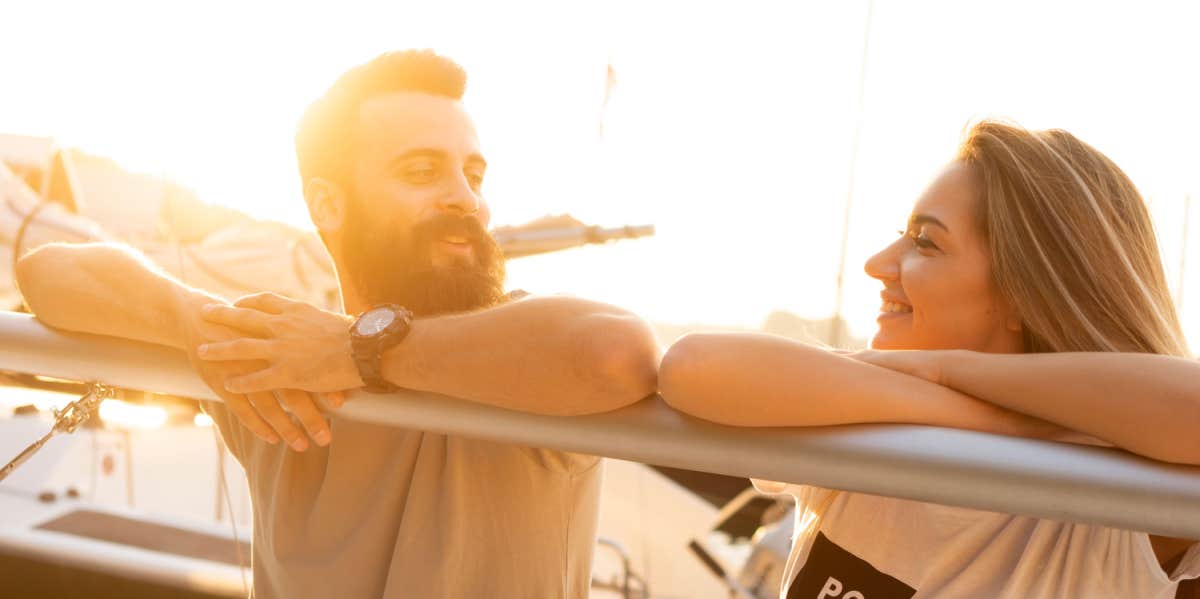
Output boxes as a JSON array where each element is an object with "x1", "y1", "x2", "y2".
[
  {"x1": 199, "y1": 292, "x2": 661, "y2": 416},
  {"x1": 16, "y1": 243, "x2": 336, "y2": 448},
  {"x1": 16, "y1": 242, "x2": 204, "y2": 348},
  {"x1": 381, "y1": 296, "x2": 661, "y2": 415}
]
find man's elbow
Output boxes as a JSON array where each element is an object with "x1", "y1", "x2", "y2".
[
  {"x1": 574, "y1": 315, "x2": 660, "y2": 414},
  {"x1": 15, "y1": 244, "x2": 64, "y2": 320}
]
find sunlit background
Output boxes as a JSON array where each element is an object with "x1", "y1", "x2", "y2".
[{"x1": 3, "y1": 0, "x2": 1197, "y2": 349}]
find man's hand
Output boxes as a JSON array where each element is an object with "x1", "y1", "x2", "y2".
[
  {"x1": 181, "y1": 296, "x2": 340, "y2": 451},
  {"x1": 196, "y1": 292, "x2": 364, "y2": 395}
]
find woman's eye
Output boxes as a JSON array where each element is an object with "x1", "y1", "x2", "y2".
[{"x1": 910, "y1": 232, "x2": 938, "y2": 250}]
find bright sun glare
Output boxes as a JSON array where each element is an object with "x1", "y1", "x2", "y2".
[{"x1": 2, "y1": 0, "x2": 1197, "y2": 349}]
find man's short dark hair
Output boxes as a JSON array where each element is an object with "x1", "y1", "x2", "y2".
[{"x1": 295, "y1": 50, "x2": 467, "y2": 186}]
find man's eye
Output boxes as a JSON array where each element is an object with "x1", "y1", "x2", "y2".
[
  {"x1": 402, "y1": 166, "x2": 437, "y2": 182},
  {"x1": 465, "y1": 172, "x2": 484, "y2": 190}
]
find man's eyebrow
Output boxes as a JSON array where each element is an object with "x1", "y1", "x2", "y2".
[
  {"x1": 465, "y1": 154, "x2": 487, "y2": 169},
  {"x1": 389, "y1": 148, "x2": 446, "y2": 164},
  {"x1": 910, "y1": 214, "x2": 950, "y2": 232},
  {"x1": 389, "y1": 149, "x2": 486, "y2": 169}
]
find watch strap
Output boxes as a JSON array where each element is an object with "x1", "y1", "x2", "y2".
[{"x1": 351, "y1": 305, "x2": 413, "y2": 393}]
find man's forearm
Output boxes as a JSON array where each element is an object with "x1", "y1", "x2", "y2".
[
  {"x1": 16, "y1": 242, "x2": 210, "y2": 349},
  {"x1": 379, "y1": 296, "x2": 659, "y2": 416}
]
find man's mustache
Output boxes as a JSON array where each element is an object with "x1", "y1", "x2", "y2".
[{"x1": 412, "y1": 213, "x2": 495, "y2": 254}]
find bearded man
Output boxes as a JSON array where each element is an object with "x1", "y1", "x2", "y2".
[{"x1": 16, "y1": 49, "x2": 660, "y2": 598}]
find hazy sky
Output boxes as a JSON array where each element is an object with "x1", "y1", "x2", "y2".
[{"x1": 2, "y1": 0, "x2": 1197, "y2": 347}]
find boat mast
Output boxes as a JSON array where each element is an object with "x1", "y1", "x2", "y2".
[{"x1": 830, "y1": 0, "x2": 875, "y2": 348}]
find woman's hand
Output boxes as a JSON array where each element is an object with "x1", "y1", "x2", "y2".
[
  {"x1": 196, "y1": 292, "x2": 364, "y2": 395},
  {"x1": 845, "y1": 348, "x2": 1079, "y2": 441},
  {"x1": 846, "y1": 349, "x2": 948, "y2": 386}
]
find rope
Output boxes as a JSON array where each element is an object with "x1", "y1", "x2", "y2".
[
  {"x1": 166, "y1": 187, "x2": 251, "y2": 597},
  {"x1": 211, "y1": 423, "x2": 251, "y2": 597}
]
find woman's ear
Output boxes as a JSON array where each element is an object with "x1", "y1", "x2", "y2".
[
  {"x1": 304, "y1": 178, "x2": 347, "y2": 235},
  {"x1": 1005, "y1": 310, "x2": 1023, "y2": 333}
]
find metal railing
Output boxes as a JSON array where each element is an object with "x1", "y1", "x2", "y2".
[{"x1": 2, "y1": 310, "x2": 1199, "y2": 538}]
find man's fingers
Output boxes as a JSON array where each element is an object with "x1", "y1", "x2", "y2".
[
  {"x1": 223, "y1": 394, "x2": 280, "y2": 445},
  {"x1": 198, "y1": 339, "x2": 274, "y2": 362},
  {"x1": 201, "y1": 304, "x2": 273, "y2": 336},
  {"x1": 278, "y1": 389, "x2": 331, "y2": 447},
  {"x1": 234, "y1": 292, "x2": 294, "y2": 315},
  {"x1": 322, "y1": 390, "x2": 347, "y2": 409},
  {"x1": 248, "y1": 391, "x2": 309, "y2": 451},
  {"x1": 224, "y1": 368, "x2": 279, "y2": 395}
]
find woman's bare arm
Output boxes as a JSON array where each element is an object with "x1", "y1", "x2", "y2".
[
  {"x1": 658, "y1": 332, "x2": 1059, "y2": 438},
  {"x1": 928, "y1": 350, "x2": 1200, "y2": 465}
]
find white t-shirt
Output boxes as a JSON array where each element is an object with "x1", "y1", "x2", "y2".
[
  {"x1": 205, "y1": 401, "x2": 603, "y2": 599},
  {"x1": 754, "y1": 481, "x2": 1200, "y2": 599}
]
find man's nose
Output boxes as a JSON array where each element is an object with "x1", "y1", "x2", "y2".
[{"x1": 438, "y1": 175, "x2": 480, "y2": 215}]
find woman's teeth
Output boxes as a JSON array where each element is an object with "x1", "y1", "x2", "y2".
[{"x1": 882, "y1": 301, "x2": 912, "y2": 314}]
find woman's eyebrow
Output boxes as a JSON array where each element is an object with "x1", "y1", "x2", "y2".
[{"x1": 909, "y1": 214, "x2": 950, "y2": 232}]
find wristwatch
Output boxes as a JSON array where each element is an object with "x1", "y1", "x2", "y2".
[{"x1": 350, "y1": 304, "x2": 414, "y2": 393}]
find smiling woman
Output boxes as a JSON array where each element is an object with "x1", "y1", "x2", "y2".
[
  {"x1": 865, "y1": 163, "x2": 1023, "y2": 353},
  {"x1": 658, "y1": 120, "x2": 1200, "y2": 598}
]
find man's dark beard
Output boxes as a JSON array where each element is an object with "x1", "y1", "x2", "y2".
[{"x1": 342, "y1": 205, "x2": 506, "y2": 317}]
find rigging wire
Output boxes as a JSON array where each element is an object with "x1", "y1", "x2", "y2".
[
  {"x1": 164, "y1": 166, "x2": 251, "y2": 597},
  {"x1": 829, "y1": 0, "x2": 876, "y2": 348},
  {"x1": 0, "y1": 382, "x2": 113, "y2": 482}
]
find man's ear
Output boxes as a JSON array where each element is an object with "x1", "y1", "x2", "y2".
[{"x1": 304, "y1": 177, "x2": 347, "y2": 235}]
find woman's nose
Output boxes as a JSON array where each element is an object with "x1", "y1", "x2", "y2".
[{"x1": 864, "y1": 238, "x2": 903, "y2": 282}]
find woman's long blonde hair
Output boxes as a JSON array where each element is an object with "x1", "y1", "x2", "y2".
[{"x1": 957, "y1": 120, "x2": 1189, "y2": 358}]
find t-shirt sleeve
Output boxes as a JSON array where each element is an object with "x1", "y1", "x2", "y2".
[
  {"x1": 1172, "y1": 542, "x2": 1200, "y2": 581},
  {"x1": 521, "y1": 447, "x2": 601, "y2": 473},
  {"x1": 752, "y1": 478, "x2": 793, "y2": 495}
]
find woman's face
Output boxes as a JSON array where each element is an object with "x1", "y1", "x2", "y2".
[{"x1": 864, "y1": 163, "x2": 1024, "y2": 353}]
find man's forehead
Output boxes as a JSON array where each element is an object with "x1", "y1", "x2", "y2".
[{"x1": 356, "y1": 91, "x2": 481, "y2": 156}]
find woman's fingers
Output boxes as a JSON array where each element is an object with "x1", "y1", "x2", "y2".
[
  {"x1": 248, "y1": 391, "x2": 309, "y2": 451},
  {"x1": 201, "y1": 304, "x2": 274, "y2": 336},
  {"x1": 277, "y1": 389, "x2": 332, "y2": 447}
]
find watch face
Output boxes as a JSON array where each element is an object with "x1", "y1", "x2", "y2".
[{"x1": 356, "y1": 308, "x2": 395, "y2": 336}]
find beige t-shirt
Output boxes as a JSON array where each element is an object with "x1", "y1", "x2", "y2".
[
  {"x1": 754, "y1": 481, "x2": 1200, "y2": 599},
  {"x1": 205, "y1": 401, "x2": 602, "y2": 599}
]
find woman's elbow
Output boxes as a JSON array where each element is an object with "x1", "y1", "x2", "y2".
[{"x1": 658, "y1": 333, "x2": 721, "y2": 416}]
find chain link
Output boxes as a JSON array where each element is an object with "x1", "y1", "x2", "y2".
[{"x1": 0, "y1": 382, "x2": 115, "y2": 482}]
